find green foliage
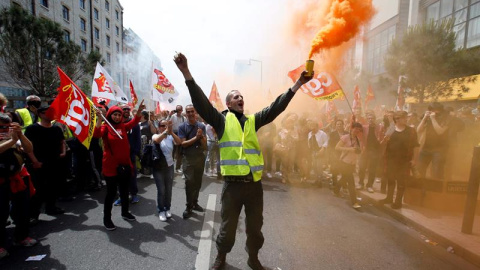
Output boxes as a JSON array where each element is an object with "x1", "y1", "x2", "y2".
[
  {"x1": 0, "y1": 6, "x2": 102, "y2": 97},
  {"x1": 384, "y1": 19, "x2": 480, "y2": 103}
]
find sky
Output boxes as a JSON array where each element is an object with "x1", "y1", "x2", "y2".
[{"x1": 121, "y1": 0, "x2": 400, "y2": 111}]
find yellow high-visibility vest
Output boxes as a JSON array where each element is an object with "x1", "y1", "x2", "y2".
[
  {"x1": 16, "y1": 108, "x2": 35, "y2": 131},
  {"x1": 218, "y1": 112, "x2": 264, "y2": 182}
]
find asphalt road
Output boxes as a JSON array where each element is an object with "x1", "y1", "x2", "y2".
[{"x1": 1, "y1": 173, "x2": 478, "y2": 270}]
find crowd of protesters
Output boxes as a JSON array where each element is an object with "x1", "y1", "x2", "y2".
[{"x1": 2, "y1": 81, "x2": 480, "y2": 265}]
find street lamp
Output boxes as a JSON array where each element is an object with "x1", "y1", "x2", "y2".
[{"x1": 248, "y1": 58, "x2": 262, "y2": 88}]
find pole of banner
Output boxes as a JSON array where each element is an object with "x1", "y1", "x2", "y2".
[{"x1": 92, "y1": 106, "x2": 123, "y2": 139}]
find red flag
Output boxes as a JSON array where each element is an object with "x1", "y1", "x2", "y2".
[
  {"x1": 288, "y1": 65, "x2": 343, "y2": 101},
  {"x1": 47, "y1": 67, "x2": 97, "y2": 149},
  {"x1": 208, "y1": 81, "x2": 224, "y2": 111},
  {"x1": 326, "y1": 101, "x2": 338, "y2": 123},
  {"x1": 365, "y1": 84, "x2": 375, "y2": 109},
  {"x1": 352, "y1": 85, "x2": 361, "y2": 111},
  {"x1": 155, "y1": 101, "x2": 162, "y2": 115},
  {"x1": 396, "y1": 76, "x2": 405, "y2": 110},
  {"x1": 129, "y1": 81, "x2": 138, "y2": 107}
]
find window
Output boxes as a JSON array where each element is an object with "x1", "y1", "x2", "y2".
[
  {"x1": 427, "y1": 2, "x2": 440, "y2": 21},
  {"x1": 81, "y1": 39, "x2": 87, "y2": 52},
  {"x1": 62, "y1": 5, "x2": 69, "y2": 21},
  {"x1": 64, "y1": 30, "x2": 70, "y2": 42},
  {"x1": 107, "y1": 53, "x2": 111, "y2": 63},
  {"x1": 80, "y1": 18, "x2": 86, "y2": 31},
  {"x1": 79, "y1": 0, "x2": 85, "y2": 9},
  {"x1": 40, "y1": 0, "x2": 48, "y2": 8},
  {"x1": 94, "y1": 27, "x2": 99, "y2": 40},
  {"x1": 116, "y1": 26, "x2": 120, "y2": 36},
  {"x1": 467, "y1": 16, "x2": 480, "y2": 47},
  {"x1": 95, "y1": 46, "x2": 100, "y2": 52},
  {"x1": 440, "y1": 0, "x2": 453, "y2": 18},
  {"x1": 366, "y1": 25, "x2": 395, "y2": 75},
  {"x1": 116, "y1": 10, "x2": 119, "y2": 20},
  {"x1": 116, "y1": 42, "x2": 120, "y2": 52},
  {"x1": 106, "y1": 35, "x2": 110, "y2": 46},
  {"x1": 94, "y1": 8, "x2": 99, "y2": 20},
  {"x1": 106, "y1": 18, "x2": 110, "y2": 29},
  {"x1": 105, "y1": 0, "x2": 110, "y2": 11}
]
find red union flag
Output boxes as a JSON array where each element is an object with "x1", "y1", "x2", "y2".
[
  {"x1": 209, "y1": 81, "x2": 224, "y2": 111},
  {"x1": 47, "y1": 67, "x2": 97, "y2": 149},
  {"x1": 129, "y1": 81, "x2": 138, "y2": 107},
  {"x1": 288, "y1": 65, "x2": 343, "y2": 101},
  {"x1": 365, "y1": 84, "x2": 375, "y2": 108},
  {"x1": 352, "y1": 85, "x2": 361, "y2": 110}
]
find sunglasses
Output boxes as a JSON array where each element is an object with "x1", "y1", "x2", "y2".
[
  {"x1": 159, "y1": 125, "x2": 166, "y2": 127},
  {"x1": 122, "y1": 108, "x2": 131, "y2": 111}
]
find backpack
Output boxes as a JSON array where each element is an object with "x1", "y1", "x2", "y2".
[{"x1": 140, "y1": 144, "x2": 154, "y2": 168}]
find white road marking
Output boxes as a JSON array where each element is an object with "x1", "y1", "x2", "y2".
[{"x1": 195, "y1": 194, "x2": 217, "y2": 270}]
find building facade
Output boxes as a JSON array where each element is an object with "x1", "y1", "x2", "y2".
[{"x1": 0, "y1": 0, "x2": 124, "y2": 108}]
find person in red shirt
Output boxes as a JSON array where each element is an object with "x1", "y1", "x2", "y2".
[{"x1": 94, "y1": 101, "x2": 145, "y2": 231}]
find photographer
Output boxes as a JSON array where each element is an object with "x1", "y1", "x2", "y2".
[
  {"x1": 335, "y1": 122, "x2": 363, "y2": 209},
  {"x1": 416, "y1": 102, "x2": 451, "y2": 179}
]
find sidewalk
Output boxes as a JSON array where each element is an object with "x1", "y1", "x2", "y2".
[{"x1": 358, "y1": 182, "x2": 480, "y2": 268}]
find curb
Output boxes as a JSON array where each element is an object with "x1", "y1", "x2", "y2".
[{"x1": 358, "y1": 191, "x2": 480, "y2": 268}]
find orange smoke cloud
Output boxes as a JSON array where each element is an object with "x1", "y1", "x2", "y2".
[{"x1": 308, "y1": 0, "x2": 376, "y2": 59}]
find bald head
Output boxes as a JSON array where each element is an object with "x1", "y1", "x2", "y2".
[{"x1": 226, "y1": 90, "x2": 244, "y2": 113}]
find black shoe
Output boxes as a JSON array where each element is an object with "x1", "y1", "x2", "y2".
[
  {"x1": 104, "y1": 219, "x2": 116, "y2": 231},
  {"x1": 378, "y1": 198, "x2": 393, "y2": 205},
  {"x1": 29, "y1": 218, "x2": 39, "y2": 226},
  {"x1": 247, "y1": 256, "x2": 265, "y2": 270},
  {"x1": 122, "y1": 212, "x2": 136, "y2": 221},
  {"x1": 193, "y1": 204, "x2": 204, "y2": 212},
  {"x1": 45, "y1": 207, "x2": 65, "y2": 215},
  {"x1": 211, "y1": 252, "x2": 226, "y2": 269},
  {"x1": 391, "y1": 203, "x2": 402, "y2": 209},
  {"x1": 183, "y1": 208, "x2": 193, "y2": 219}
]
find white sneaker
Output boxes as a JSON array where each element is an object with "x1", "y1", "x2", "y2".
[
  {"x1": 367, "y1": 187, "x2": 374, "y2": 193},
  {"x1": 266, "y1": 172, "x2": 272, "y2": 179},
  {"x1": 353, "y1": 203, "x2": 362, "y2": 209},
  {"x1": 166, "y1": 210, "x2": 172, "y2": 219},
  {"x1": 182, "y1": 174, "x2": 185, "y2": 179},
  {"x1": 274, "y1": 171, "x2": 283, "y2": 177},
  {"x1": 150, "y1": 174, "x2": 154, "y2": 179},
  {"x1": 159, "y1": 212, "x2": 167, "y2": 222}
]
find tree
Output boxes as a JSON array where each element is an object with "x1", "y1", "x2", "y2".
[
  {"x1": 0, "y1": 6, "x2": 102, "y2": 98},
  {"x1": 384, "y1": 19, "x2": 480, "y2": 103}
]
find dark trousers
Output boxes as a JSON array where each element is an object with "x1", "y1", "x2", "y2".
[
  {"x1": 182, "y1": 155, "x2": 206, "y2": 208},
  {"x1": 385, "y1": 160, "x2": 409, "y2": 204},
  {"x1": 358, "y1": 151, "x2": 380, "y2": 187},
  {"x1": 104, "y1": 174, "x2": 129, "y2": 220},
  {"x1": 0, "y1": 179, "x2": 30, "y2": 246},
  {"x1": 334, "y1": 162, "x2": 358, "y2": 204},
  {"x1": 30, "y1": 163, "x2": 62, "y2": 218},
  {"x1": 129, "y1": 153, "x2": 138, "y2": 195},
  {"x1": 216, "y1": 181, "x2": 264, "y2": 255},
  {"x1": 263, "y1": 145, "x2": 273, "y2": 172}
]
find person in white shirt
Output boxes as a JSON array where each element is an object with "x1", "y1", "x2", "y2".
[
  {"x1": 167, "y1": 105, "x2": 186, "y2": 173},
  {"x1": 307, "y1": 119, "x2": 328, "y2": 181}
]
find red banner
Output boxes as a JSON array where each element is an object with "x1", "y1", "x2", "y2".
[
  {"x1": 47, "y1": 67, "x2": 97, "y2": 149},
  {"x1": 352, "y1": 85, "x2": 361, "y2": 110},
  {"x1": 208, "y1": 81, "x2": 224, "y2": 111},
  {"x1": 129, "y1": 81, "x2": 138, "y2": 107},
  {"x1": 288, "y1": 65, "x2": 343, "y2": 101}
]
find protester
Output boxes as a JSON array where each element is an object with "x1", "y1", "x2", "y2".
[
  {"x1": 357, "y1": 111, "x2": 384, "y2": 193},
  {"x1": 25, "y1": 105, "x2": 66, "y2": 222},
  {"x1": 113, "y1": 105, "x2": 141, "y2": 206},
  {"x1": 178, "y1": 104, "x2": 207, "y2": 219},
  {"x1": 380, "y1": 111, "x2": 419, "y2": 209},
  {"x1": 204, "y1": 123, "x2": 220, "y2": 177},
  {"x1": 257, "y1": 122, "x2": 276, "y2": 179},
  {"x1": 0, "y1": 114, "x2": 37, "y2": 259},
  {"x1": 93, "y1": 101, "x2": 145, "y2": 231},
  {"x1": 307, "y1": 118, "x2": 328, "y2": 183},
  {"x1": 15, "y1": 95, "x2": 41, "y2": 131},
  {"x1": 0, "y1": 93, "x2": 7, "y2": 113},
  {"x1": 174, "y1": 52, "x2": 313, "y2": 270},
  {"x1": 416, "y1": 102, "x2": 450, "y2": 179},
  {"x1": 275, "y1": 114, "x2": 298, "y2": 183},
  {"x1": 139, "y1": 111, "x2": 156, "y2": 176},
  {"x1": 327, "y1": 119, "x2": 346, "y2": 192},
  {"x1": 334, "y1": 122, "x2": 363, "y2": 209},
  {"x1": 167, "y1": 105, "x2": 186, "y2": 173},
  {"x1": 152, "y1": 119, "x2": 181, "y2": 221}
]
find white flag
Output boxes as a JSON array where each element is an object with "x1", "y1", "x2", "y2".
[
  {"x1": 151, "y1": 67, "x2": 179, "y2": 109},
  {"x1": 92, "y1": 63, "x2": 128, "y2": 104}
]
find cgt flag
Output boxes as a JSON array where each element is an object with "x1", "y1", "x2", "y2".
[
  {"x1": 47, "y1": 67, "x2": 97, "y2": 149},
  {"x1": 208, "y1": 81, "x2": 224, "y2": 111},
  {"x1": 129, "y1": 81, "x2": 138, "y2": 107},
  {"x1": 91, "y1": 62, "x2": 128, "y2": 106},
  {"x1": 288, "y1": 64, "x2": 343, "y2": 101},
  {"x1": 151, "y1": 68, "x2": 178, "y2": 109}
]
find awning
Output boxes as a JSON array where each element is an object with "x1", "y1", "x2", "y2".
[{"x1": 406, "y1": 75, "x2": 480, "y2": 103}]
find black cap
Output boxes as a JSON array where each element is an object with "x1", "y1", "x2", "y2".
[{"x1": 36, "y1": 105, "x2": 50, "y2": 113}]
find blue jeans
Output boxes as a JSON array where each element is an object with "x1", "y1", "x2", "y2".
[
  {"x1": 418, "y1": 149, "x2": 446, "y2": 179},
  {"x1": 153, "y1": 163, "x2": 174, "y2": 213}
]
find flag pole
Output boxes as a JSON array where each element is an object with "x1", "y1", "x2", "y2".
[{"x1": 93, "y1": 106, "x2": 123, "y2": 139}]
